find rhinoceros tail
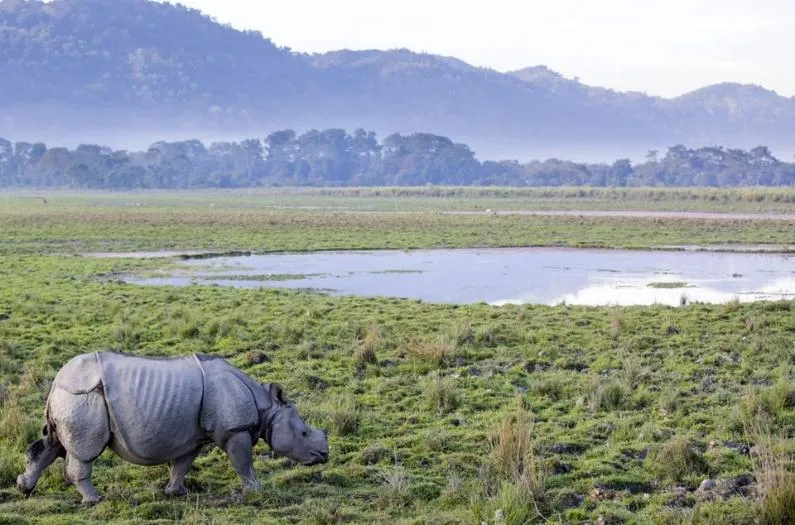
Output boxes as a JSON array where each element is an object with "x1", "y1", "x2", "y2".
[
  {"x1": 41, "y1": 387, "x2": 62, "y2": 447},
  {"x1": 43, "y1": 403, "x2": 56, "y2": 446}
]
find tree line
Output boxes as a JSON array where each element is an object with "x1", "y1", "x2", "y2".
[{"x1": 1, "y1": 130, "x2": 793, "y2": 189}]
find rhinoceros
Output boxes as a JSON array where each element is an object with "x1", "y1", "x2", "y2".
[{"x1": 17, "y1": 351, "x2": 329, "y2": 503}]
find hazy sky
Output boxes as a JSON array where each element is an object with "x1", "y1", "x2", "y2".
[{"x1": 160, "y1": 0, "x2": 795, "y2": 98}]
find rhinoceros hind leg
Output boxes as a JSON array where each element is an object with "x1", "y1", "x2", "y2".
[
  {"x1": 165, "y1": 447, "x2": 202, "y2": 497},
  {"x1": 47, "y1": 386, "x2": 110, "y2": 503},
  {"x1": 64, "y1": 454, "x2": 102, "y2": 504},
  {"x1": 225, "y1": 432, "x2": 261, "y2": 492},
  {"x1": 17, "y1": 437, "x2": 66, "y2": 496}
]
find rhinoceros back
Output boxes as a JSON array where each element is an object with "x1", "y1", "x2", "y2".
[{"x1": 97, "y1": 352, "x2": 205, "y2": 463}]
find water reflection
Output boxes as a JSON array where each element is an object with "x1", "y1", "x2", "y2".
[
  {"x1": 499, "y1": 276, "x2": 795, "y2": 307},
  {"x1": 125, "y1": 248, "x2": 794, "y2": 306}
]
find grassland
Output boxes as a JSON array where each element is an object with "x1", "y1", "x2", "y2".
[
  {"x1": 0, "y1": 190, "x2": 793, "y2": 524},
  {"x1": 1, "y1": 190, "x2": 793, "y2": 256},
  {"x1": 2, "y1": 186, "x2": 795, "y2": 214}
]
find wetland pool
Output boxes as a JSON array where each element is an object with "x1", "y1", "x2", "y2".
[{"x1": 120, "y1": 248, "x2": 795, "y2": 306}]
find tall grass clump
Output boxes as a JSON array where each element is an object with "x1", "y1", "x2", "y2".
[
  {"x1": 448, "y1": 320, "x2": 474, "y2": 346},
  {"x1": 439, "y1": 470, "x2": 467, "y2": 504},
  {"x1": 327, "y1": 396, "x2": 360, "y2": 437},
  {"x1": 0, "y1": 455, "x2": 22, "y2": 487},
  {"x1": 745, "y1": 420, "x2": 795, "y2": 525},
  {"x1": 353, "y1": 323, "x2": 380, "y2": 370},
  {"x1": 301, "y1": 499, "x2": 346, "y2": 525},
  {"x1": 0, "y1": 399, "x2": 41, "y2": 449},
  {"x1": 529, "y1": 372, "x2": 566, "y2": 401},
  {"x1": 378, "y1": 466, "x2": 409, "y2": 508},
  {"x1": 405, "y1": 334, "x2": 458, "y2": 368},
  {"x1": 650, "y1": 435, "x2": 707, "y2": 483},
  {"x1": 475, "y1": 406, "x2": 546, "y2": 524},
  {"x1": 735, "y1": 380, "x2": 794, "y2": 430},
  {"x1": 608, "y1": 309, "x2": 624, "y2": 340},
  {"x1": 113, "y1": 321, "x2": 141, "y2": 350},
  {"x1": 583, "y1": 376, "x2": 632, "y2": 412},
  {"x1": 167, "y1": 312, "x2": 201, "y2": 340},
  {"x1": 0, "y1": 383, "x2": 8, "y2": 407},
  {"x1": 621, "y1": 355, "x2": 649, "y2": 389},
  {"x1": 425, "y1": 371, "x2": 459, "y2": 415},
  {"x1": 488, "y1": 410, "x2": 541, "y2": 485}
]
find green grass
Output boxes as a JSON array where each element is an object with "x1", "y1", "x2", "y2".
[
  {"x1": 0, "y1": 192, "x2": 793, "y2": 524},
  {"x1": 647, "y1": 281, "x2": 690, "y2": 289},
  {"x1": 4, "y1": 186, "x2": 794, "y2": 213},
  {"x1": 1, "y1": 190, "x2": 793, "y2": 256}
]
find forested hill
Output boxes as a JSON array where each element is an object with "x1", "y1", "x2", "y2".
[
  {"x1": 2, "y1": 0, "x2": 795, "y2": 159},
  {"x1": 1, "y1": 131, "x2": 793, "y2": 188}
]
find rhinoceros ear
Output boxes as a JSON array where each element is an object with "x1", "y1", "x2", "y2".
[{"x1": 270, "y1": 383, "x2": 286, "y2": 405}]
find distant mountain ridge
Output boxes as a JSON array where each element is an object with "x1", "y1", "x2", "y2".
[{"x1": 1, "y1": 0, "x2": 794, "y2": 161}]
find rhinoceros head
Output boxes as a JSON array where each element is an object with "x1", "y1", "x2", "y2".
[{"x1": 261, "y1": 383, "x2": 329, "y2": 466}]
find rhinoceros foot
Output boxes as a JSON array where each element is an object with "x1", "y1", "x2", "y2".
[
  {"x1": 81, "y1": 493, "x2": 103, "y2": 505},
  {"x1": 165, "y1": 484, "x2": 188, "y2": 497}
]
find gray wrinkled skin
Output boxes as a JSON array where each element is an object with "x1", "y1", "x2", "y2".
[{"x1": 17, "y1": 352, "x2": 329, "y2": 504}]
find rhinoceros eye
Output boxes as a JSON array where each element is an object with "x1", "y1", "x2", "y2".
[{"x1": 301, "y1": 431, "x2": 308, "y2": 437}]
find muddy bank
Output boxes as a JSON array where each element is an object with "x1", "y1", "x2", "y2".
[{"x1": 82, "y1": 250, "x2": 252, "y2": 259}]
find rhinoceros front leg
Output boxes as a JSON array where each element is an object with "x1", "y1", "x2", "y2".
[
  {"x1": 225, "y1": 432, "x2": 261, "y2": 491},
  {"x1": 165, "y1": 448, "x2": 202, "y2": 497}
]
